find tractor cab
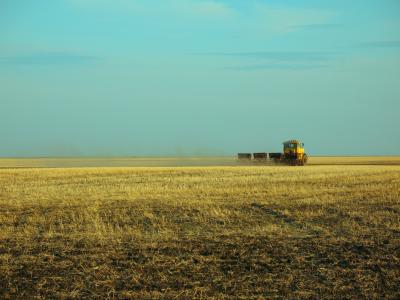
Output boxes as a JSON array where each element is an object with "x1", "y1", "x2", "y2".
[
  {"x1": 283, "y1": 140, "x2": 305, "y2": 155},
  {"x1": 282, "y1": 140, "x2": 307, "y2": 165}
]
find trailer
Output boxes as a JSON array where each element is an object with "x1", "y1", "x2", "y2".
[{"x1": 253, "y1": 153, "x2": 268, "y2": 160}]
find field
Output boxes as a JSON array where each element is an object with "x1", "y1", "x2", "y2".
[{"x1": 0, "y1": 157, "x2": 399, "y2": 298}]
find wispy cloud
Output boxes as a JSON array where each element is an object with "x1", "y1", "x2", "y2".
[
  {"x1": 0, "y1": 52, "x2": 100, "y2": 66},
  {"x1": 189, "y1": 1, "x2": 233, "y2": 17},
  {"x1": 225, "y1": 63, "x2": 328, "y2": 71},
  {"x1": 68, "y1": 0, "x2": 234, "y2": 18},
  {"x1": 203, "y1": 51, "x2": 334, "y2": 61},
  {"x1": 288, "y1": 23, "x2": 344, "y2": 31},
  {"x1": 67, "y1": 0, "x2": 331, "y2": 34},
  {"x1": 358, "y1": 40, "x2": 400, "y2": 48},
  {"x1": 198, "y1": 51, "x2": 335, "y2": 71}
]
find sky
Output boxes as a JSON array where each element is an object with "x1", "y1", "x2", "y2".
[{"x1": 1, "y1": 0, "x2": 400, "y2": 156}]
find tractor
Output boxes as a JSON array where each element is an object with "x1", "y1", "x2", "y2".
[
  {"x1": 238, "y1": 140, "x2": 308, "y2": 166},
  {"x1": 276, "y1": 140, "x2": 308, "y2": 166}
]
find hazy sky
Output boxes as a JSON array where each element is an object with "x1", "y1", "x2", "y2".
[{"x1": 1, "y1": 0, "x2": 400, "y2": 156}]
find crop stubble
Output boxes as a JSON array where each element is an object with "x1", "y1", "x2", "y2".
[{"x1": 0, "y1": 161, "x2": 399, "y2": 298}]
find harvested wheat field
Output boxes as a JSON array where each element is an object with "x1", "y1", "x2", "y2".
[{"x1": 0, "y1": 159, "x2": 399, "y2": 298}]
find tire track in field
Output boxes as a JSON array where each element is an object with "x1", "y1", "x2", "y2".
[
  {"x1": 250, "y1": 202, "x2": 322, "y2": 237},
  {"x1": 324, "y1": 206, "x2": 400, "y2": 238}
]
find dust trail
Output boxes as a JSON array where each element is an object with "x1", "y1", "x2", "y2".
[{"x1": 0, "y1": 156, "x2": 399, "y2": 169}]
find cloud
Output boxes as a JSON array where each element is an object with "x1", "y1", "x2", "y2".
[
  {"x1": 68, "y1": 0, "x2": 234, "y2": 18},
  {"x1": 199, "y1": 51, "x2": 334, "y2": 62},
  {"x1": 358, "y1": 40, "x2": 400, "y2": 48},
  {"x1": 249, "y1": 3, "x2": 334, "y2": 34},
  {"x1": 0, "y1": 52, "x2": 100, "y2": 66},
  {"x1": 188, "y1": 1, "x2": 233, "y2": 17},
  {"x1": 67, "y1": 0, "x2": 329, "y2": 32},
  {"x1": 225, "y1": 63, "x2": 328, "y2": 71},
  {"x1": 198, "y1": 51, "x2": 335, "y2": 71},
  {"x1": 288, "y1": 23, "x2": 344, "y2": 30}
]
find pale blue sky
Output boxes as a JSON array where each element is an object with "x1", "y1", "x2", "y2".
[{"x1": 1, "y1": 0, "x2": 399, "y2": 156}]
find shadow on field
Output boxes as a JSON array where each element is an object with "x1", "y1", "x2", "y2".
[
  {"x1": 250, "y1": 202, "x2": 320, "y2": 236},
  {"x1": 1, "y1": 231, "x2": 399, "y2": 298}
]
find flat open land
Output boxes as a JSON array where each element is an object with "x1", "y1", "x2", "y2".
[
  {"x1": 0, "y1": 157, "x2": 399, "y2": 298},
  {"x1": 1, "y1": 156, "x2": 400, "y2": 168}
]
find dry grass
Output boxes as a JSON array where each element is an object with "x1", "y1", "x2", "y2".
[
  {"x1": 1, "y1": 156, "x2": 400, "y2": 168},
  {"x1": 0, "y1": 160, "x2": 399, "y2": 298}
]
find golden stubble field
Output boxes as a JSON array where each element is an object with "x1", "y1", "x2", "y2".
[{"x1": 0, "y1": 158, "x2": 399, "y2": 298}]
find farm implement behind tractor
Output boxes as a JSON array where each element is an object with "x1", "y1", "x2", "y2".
[{"x1": 238, "y1": 140, "x2": 308, "y2": 166}]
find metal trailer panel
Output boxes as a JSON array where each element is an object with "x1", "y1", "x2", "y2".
[
  {"x1": 268, "y1": 153, "x2": 282, "y2": 159},
  {"x1": 253, "y1": 153, "x2": 268, "y2": 160}
]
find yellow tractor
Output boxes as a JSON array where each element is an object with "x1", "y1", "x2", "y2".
[
  {"x1": 270, "y1": 140, "x2": 308, "y2": 165},
  {"x1": 239, "y1": 139, "x2": 308, "y2": 166},
  {"x1": 283, "y1": 140, "x2": 308, "y2": 165}
]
